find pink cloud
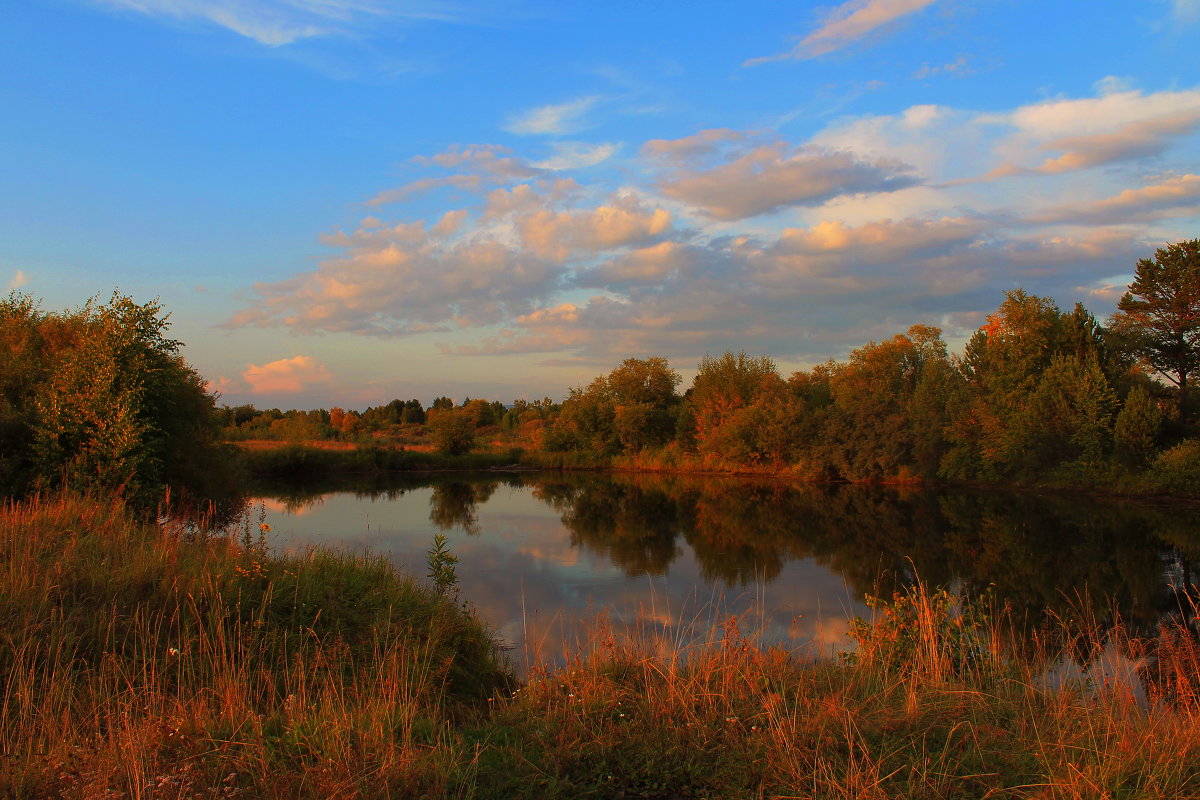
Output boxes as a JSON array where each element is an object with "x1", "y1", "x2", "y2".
[{"x1": 242, "y1": 356, "x2": 333, "y2": 394}]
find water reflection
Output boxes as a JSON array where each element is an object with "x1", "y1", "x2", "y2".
[{"x1": 251, "y1": 472, "x2": 1200, "y2": 668}]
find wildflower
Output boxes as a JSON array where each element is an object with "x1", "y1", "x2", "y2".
[{"x1": 260, "y1": 523, "x2": 271, "y2": 533}]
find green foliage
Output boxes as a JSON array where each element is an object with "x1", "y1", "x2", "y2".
[
  {"x1": 428, "y1": 407, "x2": 477, "y2": 455},
  {"x1": 551, "y1": 357, "x2": 681, "y2": 456},
  {"x1": 690, "y1": 350, "x2": 788, "y2": 463},
  {"x1": 825, "y1": 325, "x2": 951, "y2": 480},
  {"x1": 0, "y1": 291, "x2": 234, "y2": 504},
  {"x1": 1147, "y1": 439, "x2": 1200, "y2": 495},
  {"x1": 1114, "y1": 384, "x2": 1162, "y2": 468},
  {"x1": 426, "y1": 533, "x2": 460, "y2": 594},
  {"x1": 848, "y1": 584, "x2": 992, "y2": 677},
  {"x1": 1111, "y1": 239, "x2": 1200, "y2": 421}
]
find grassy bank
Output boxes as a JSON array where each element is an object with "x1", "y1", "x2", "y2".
[
  {"x1": 0, "y1": 494, "x2": 511, "y2": 798},
  {"x1": 237, "y1": 442, "x2": 525, "y2": 477},
  {"x1": 4, "y1": 495, "x2": 1200, "y2": 798}
]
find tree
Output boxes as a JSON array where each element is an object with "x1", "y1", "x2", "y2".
[
  {"x1": 689, "y1": 351, "x2": 782, "y2": 453},
  {"x1": 2, "y1": 291, "x2": 234, "y2": 504},
  {"x1": 427, "y1": 407, "x2": 475, "y2": 455},
  {"x1": 1110, "y1": 240, "x2": 1200, "y2": 422}
]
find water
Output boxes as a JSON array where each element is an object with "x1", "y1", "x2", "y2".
[{"x1": 250, "y1": 471, "x2": 1200, "y2": 669}]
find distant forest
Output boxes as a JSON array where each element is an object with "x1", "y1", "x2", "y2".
[
  {"x1": 3, "y1": 240, "x2": 1200, "y2": 502},
  {"x1": 219, "y1": 241, "x2": 1200, "y2": 495}
]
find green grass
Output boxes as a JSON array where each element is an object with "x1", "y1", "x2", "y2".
[{"x1": 3, "y1": 494, "x2": 1199, "y2": 798}]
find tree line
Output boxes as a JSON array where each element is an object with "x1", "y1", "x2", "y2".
[
  {"x1": 3, "y1": 240, "x2": 1198, "y2": 502},
  {"x1": 224, "y1": 241, "x2": 1200, "y2": 492}
]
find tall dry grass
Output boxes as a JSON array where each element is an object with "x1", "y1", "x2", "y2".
[
  {"x1": 0, "y1": 493, "x2": 510, "y2": 798},
  {"x1": 3, "y1": 494, "x2": 1199, "y2": 798}
]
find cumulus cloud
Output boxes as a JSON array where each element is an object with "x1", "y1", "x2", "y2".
[
  {"x1": 578, "y1": 241, "x2": 695, "y2": 287},
  {"x1": 746, "y1": 0, "x2": 939, "y2": 63},
  {"x1": 515, "y1": 195, "x2": 672, "y2": 260},
  {"x1": 972, "y1": 88, "x2": 1200, "y2": 180},
  {"x1": 233, "y1": 235, "x2": 562, "y2": 336},
  {"x1": 236, "y1": 78, "x2": 1199, "y2": 372},
  {"x1": 242, "y1": 356, "x2": 332, "y2": 394},
  {"x1": 984, "y1": 109, "x2": 1200, "y2": 179},
  {"x1": 648, "y1": 134, "x2": 920, "y2": 220},
  {"x1": 1030, "y1": 174, "x2": 1200, "y2": 225},
  {"x1": 505, "y1": 96, "x2": 601, "y2": 136},
  {"x1": 6, "y1": 270, "x2": 28, "y2": 290}
]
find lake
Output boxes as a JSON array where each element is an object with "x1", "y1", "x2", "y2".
[{"x1": 251, "y1": 471, "x2": 1200, "y2": 670}]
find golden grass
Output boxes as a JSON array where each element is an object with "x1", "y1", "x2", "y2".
[{"x1": 3, "y1": 494, "x2": 1199, "y2": 798}]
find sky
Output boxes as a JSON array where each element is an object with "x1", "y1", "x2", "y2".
[{"x1": 3, "y1": 0, "x2": 1199, "y2": 410}]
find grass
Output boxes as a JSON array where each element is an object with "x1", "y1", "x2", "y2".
[
  {"x1": 0, "y1": 493, "x2": 511, "y2": 798},
  {"x1": 3, "y1": 493, "x2": 1200, "y2": 798},
  {"x1": 237, "y1": 443, "x2": 524, "y2": 477}
]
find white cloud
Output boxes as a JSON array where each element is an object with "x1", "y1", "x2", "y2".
[
  {"x1": 1176, "y1": 0, "x2": 1200, "y2": 24},
  {"x1": 505, "y1": 96, "x2": 601, "y2": 136},
  {"x1": 242, "y1": 356, "x2": 333, "y2": 394},
  {"x1": 533, "y1": 142, "x2": 620, "y2": 171},
  {"x1": 747, "y1": 0, "x2": 939, "y2": 63}
]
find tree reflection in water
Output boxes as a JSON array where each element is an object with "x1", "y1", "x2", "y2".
[
  {"x1": 530, "y1": 473, "x2": 1200, "y2": 634},
  {"x1": 252, "y1": 470, "x2": 1200, "y2": 638}
]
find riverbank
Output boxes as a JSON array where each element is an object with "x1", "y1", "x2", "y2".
[
  {"x1": 3, "y1": 493, "x2": 1199, "y2": 798},
  {"x1": 236, "y1": 439, "x2": 1200, "y2": 503}
]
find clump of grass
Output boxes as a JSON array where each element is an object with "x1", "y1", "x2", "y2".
[
  {"x1": 0, "y1": 492, "x2": 512, "y2": 798},
  {"x1": 474, "y1": 587, "x2": 1200, "y2": 799}
]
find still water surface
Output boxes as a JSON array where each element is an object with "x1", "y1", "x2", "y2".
[{"x1": 252, "y1": 471, "x2": 1200, "y2": 669}]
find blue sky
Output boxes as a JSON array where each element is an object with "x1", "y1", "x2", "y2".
[{"x1": 3, "y1": 0, "x2": 1199, "y2": 408}]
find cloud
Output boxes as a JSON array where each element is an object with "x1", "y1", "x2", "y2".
[
  {"x1": 505, "y1": 96, "x2": 601, "y2": 136},
  {"x1": 649, "y1": 135, "x2": 920, "y2": 220},
  {"x1": 972, "y1": 88, "x2": 1200, "y2": 180},
  {"x1": 91, "y1": 0, "x2": 409, "y2": 46},
  {"x1": 912, "y1": 55, "x2": 970, "y2": 80},
  {"x1": 983, "y1": 109, "x2": 1200, "y2": 179},
  {"x1": 236, "y1": 77, "x2": 1200, "y2": 373},
  {"x1": 1176, "y1": 0, "x2": 1200, "y2": 24},
  {"x1": 242, "y1": 356, "x2": 332, "y2": 394},
  {"x1": 515, "y1": 195, "x2": 672, "y2": 260},
  {"x1": 746, "y1": 0, "x2": 939, "y2": 64},
  {"x1": 366, "y1": 145, "x2": 542, "y2": 206},
  {"x1": 578, "y1": 241, "x2": 694, "y2": 287},
  {"x1": 533, "y1": 142, "x2": 620, "y2": 171},
  {"x1": 417, "y1": 144, "x2": 541, "y2": 178},
  {"x1": 6, "y1": 270, "x2": 28, "y2": 290},
  {"x1": 366, "y1": 175, "x2": 483, "y2": 207},
  {"x1": 641, "y1": 128, "x2": 750, "y2": 162},
  {"x1": 450, "y1": 218, "x2": 1147, "y2": 364},
  {"x1": 230, "y1": 210, "x2": 566, "y2": 335},
  {"x1": 1029, "y1": 174, "x2": 1200, "y2": 225}
]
